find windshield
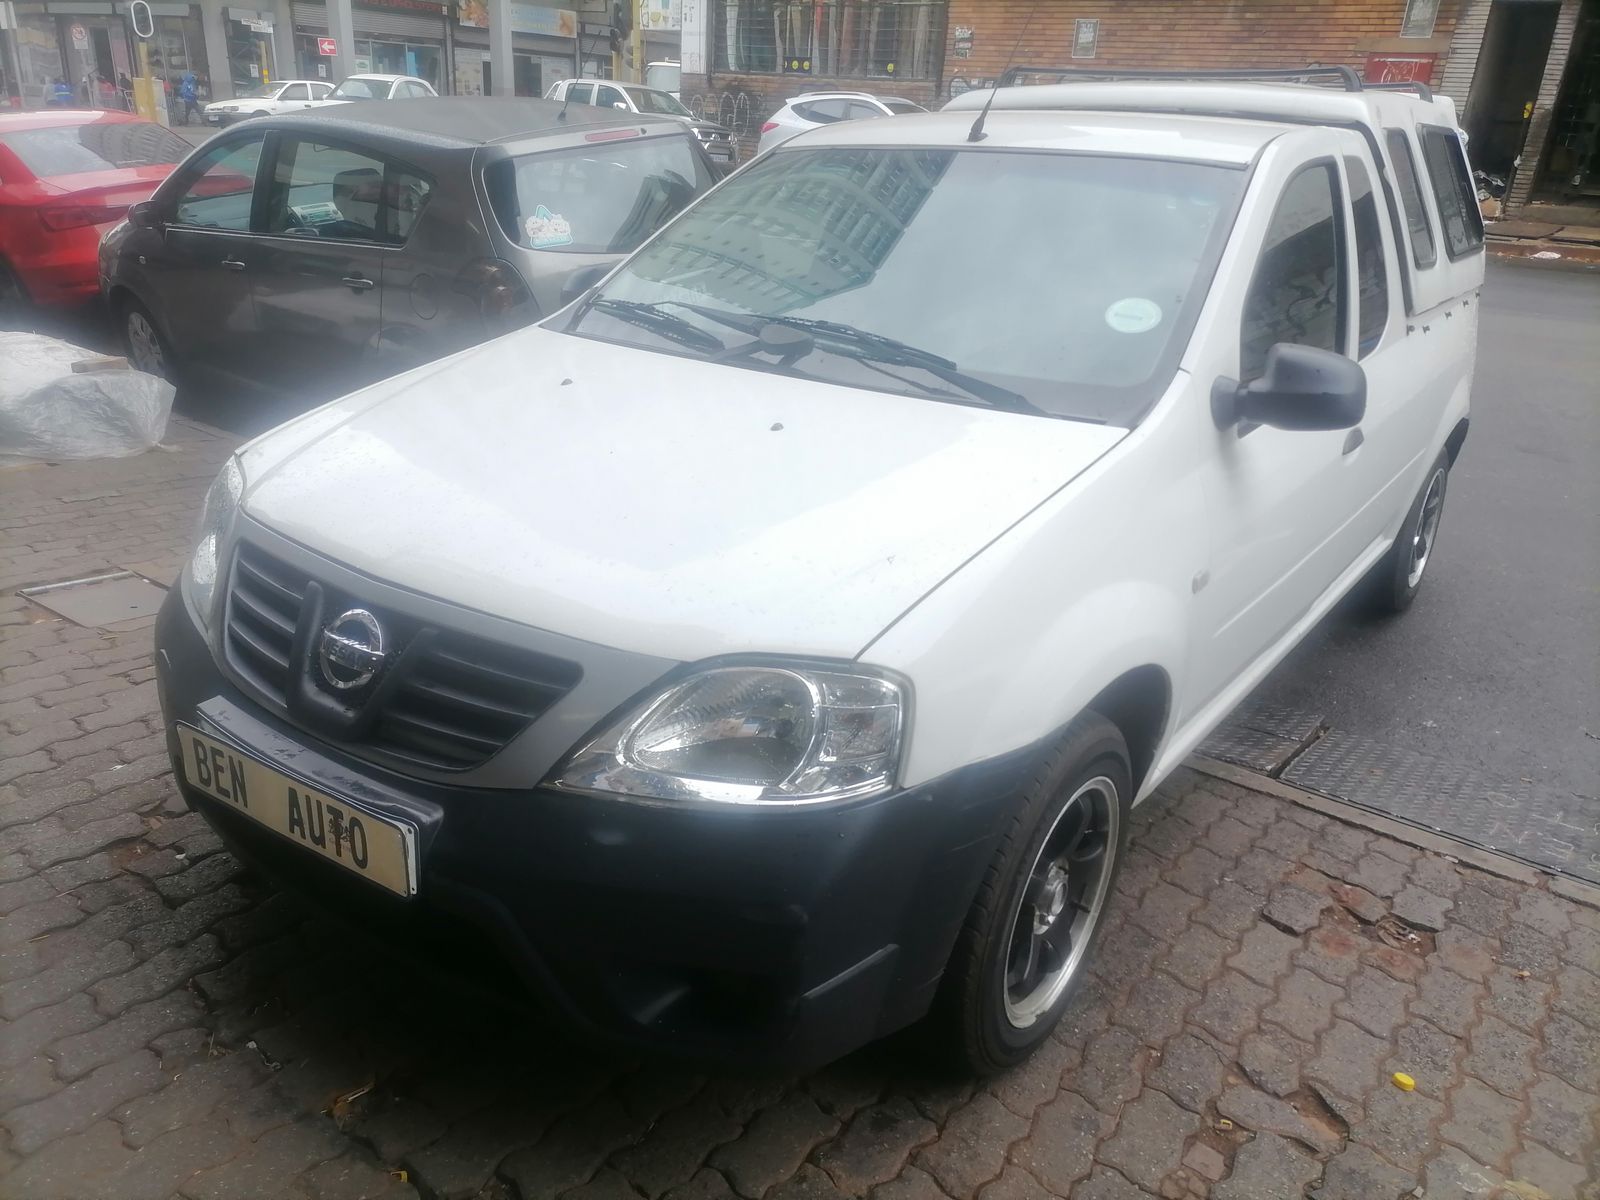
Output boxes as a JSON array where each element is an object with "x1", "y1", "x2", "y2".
[
  {"x1": 644, "y1": 63, "x2": 680, "y2": 93},
  {"x1": 331, "y1": 78, "x2": 386, "y2": 100},
  {"x1": 484, "y1": 133, "x2": 711, "y2": 253},
  {"x1": 0, "y1": 121, "x2": 190, "y2": 178},
  {"x1": 563, "y1": 146, "x2": 1244, "y2": 424},
  {"x1": 631, "y1": 87, "x2": 691, "y2": 117}
]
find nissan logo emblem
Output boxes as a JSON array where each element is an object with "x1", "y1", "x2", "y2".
[{"x1": 318, "y1": 608, "x2": 386, "y2": 691}]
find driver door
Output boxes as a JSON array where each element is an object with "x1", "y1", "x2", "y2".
[{"x1": 248, "y1": 135, "x2": 390, "y2": 401}]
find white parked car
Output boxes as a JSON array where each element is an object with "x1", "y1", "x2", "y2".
[
  {"x1": 157, "y1": 73, "x2": 1481, "y2": 1074},
  {"x1": 320, "y1": 74, "x2": 438, "y2": 104},
  {"x1": 545, "y1": 78, "x2": 738, "y2": 166},
  {"x1": 204, "y1": 80, "x2": 334, "y2": 125},
  {"x1": 757, "y1": 90, "x2": 926, "y2": 154}
]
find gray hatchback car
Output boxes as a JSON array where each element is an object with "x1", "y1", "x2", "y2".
[{"x1": 99, "y1": 98, "x2": 717, "y2": 402}]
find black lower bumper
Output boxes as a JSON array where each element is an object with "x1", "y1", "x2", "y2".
[{"x1": 155, "y1": 586, "x2": 1035, "y2": 1070}]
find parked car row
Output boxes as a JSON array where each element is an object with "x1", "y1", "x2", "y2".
[
  {"x1": 147, "y1": 73, "x2": 1481, "y2": 1075},
  {"x1": 204, "y1": 74, "x2": 438, "y2": 127}
]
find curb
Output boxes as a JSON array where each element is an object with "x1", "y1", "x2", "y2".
[{"x1": 1188, "y1": 755, "x2": 1600, "y2": 912}]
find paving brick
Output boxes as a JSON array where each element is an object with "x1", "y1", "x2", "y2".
[
  {"x1": 1390, "y1": 887, "x2": 1452, "y2": 932},
  {"x1": 1009, "y1": 1091, "x2": 1108, "y2": 1193},
  {"x1": 1421, "y1": 1145, "x2": 1503, "y2": 1199},
  {"x1": 763, "y1": 1163, "x2": 847, "y2": 1200},
  {"x1": 0, "y1": 939, "x2": 138, "y2": 1020},
  {"x1": 1450, "y1": 885, "x2": 1512, "y2": 937},
  {"x1": 1194, "y1": 881, "x2": 1260, "y2": 940},
  {"x1": 153, "y1": 854, "x2": 243, "y2": 904},
  {"x1": 1499, "y1": 921, "x2": 1564, "y2": 978},
  {"x1": 1214, "y1": 1131, "x2": 1322, "y2": 1200},
  {"x1": 1262, "y1": 887, "x2": 1326, "y2": 936},
  {"x1": 1147, "y1": 1032, "x2": 1226, "y2": 1114},
  {"x1": 1462, "y1": 1014, "x2": 1538, "y2": 1098},
  {"x1": 1098, "y1": 1090, "x2": 1199, "y2": 1191},
  {"x1": 1327, "y1": 883, "x2": 1385, "y2": 925},
  {"x1": 1238, "y1": 1028, "x2": 1305, "y2": 1098},
  {"x1": 0, "y1": 874, "x2": 55, "y2": 918},
  {"x1": 1332, "y1": 967, "x2": 1411, "y2": 1040},
  {"x1": 1191, "y1": 970, "x2": 1270, "y2": 1045},
  {"x1": 1305, "y1": 1020, "x2": 1387, "y2": 1112},
  {"x1": 663, "y1": 1168, "x2": 741, "y2": 1200},
  {"x1": 911, "y1": 1093, "x2": 1026, "y2": 1198},
  {"x1": 1216, "y1": 1085, "x2": 1341, "y2": 1155},
  {"x1": 125, "y1": 885, "x2": 251, "y2": 957},
  {"x1": 1065, "y1": 1024, "x2": 1144, "y2": 1112},
  {"x1": 1344, "y1": 853, "x2": 1408, "y2": 899},
  {"x1": 0, "y1": 992, "x2": 102, "y2": 1069},
  {"x1": 1227, "y1": 923, "x2": 1300, "y2": 988},
  {"x1": 1537, "y1": 1012, "x2": 1600, "y2": 1093},
  {"x1": 1411, "y1": 966, "x2": 1483, "y2": 1038},
  {"x1": 712, "y1": 1095, "x2": 840, "y2": 1199},
  {"x1": 0, "y1": 1054, "x2": 63, "y2": 1111},
  {"x1": 1552, "y1": 963, "x2": 1600, "y2": 1029},
  {"x1": 1131, "y1": 883, "x2": 1201, "y2": 942},
  {"x1": 1510, "y1": 892, "x2": 1573, "y2": 940},
  {"x1": 89, "y1": 934, "x2": 225, "y2": 1016},
  {"x1": 1439, "y1": 1078, "x2": 1520, "y2": 1165},
  {"x1": 1508, "y1": 1142, "x2": 1592, "y2": 1198},
  {"x1": 1391, "y1": 1019, "x2": 1459, "y2": 1098},
  {"x1": 49, "y1": 989, "x2": 204, "y2": 1080},
  {"x1": 7, "y1": 1049, "x2": 164, "y2": 1155},
  {"x1": 1263, "y1": 969, "x2": 1342, "y2": 1042},
  {"x1": 298, "y1": 1152, "x2": 415, "y2": 1200},
  {"x1": 0, "y1": 1120, "x2": 137, "y2": 1198},
  {"x1": 181, "y1": 1117, "x2": 347, "y2": 1200},
  {"x1": 974, "y1": 1164, "x2": 1053, "y2": 1200},
  {"x1": 108, "y1": 1113, "x2": 245, "y2": 1200},
  {"x1": 22, "y1": 812, "x2": 144, "y2": 870},
  {"x1": 1295, "y1": 925, "x2": 1364, "y2": 985},
  {"x1": 1112, "y1": 969, "x2": 1198, "y2": 1044},
  {"x1": 1166, "y1": 846, "x2": 1231, "y2": 898},
  {"x1": 1092, "y1": 919, "x2": 1161, "y2": 996},
  {"x1": 811, "y1": 1098, "x2": 935, "y2": 1195},
  {"x1": 116, "y1": 1052, "x2": 266, "y2": 1148},
  {"x1": 1201, "y1": 816, "x2": 1258, "y2": 860},
  {"x1": 1310, "y1": 1144, "x2": 1415, "y2": 1200},
  {"x1": 1523, "y1": 1074, "x2": 1598, "y2": 1164},
  {"x1": 496, "y1": 1094, "x2": 640, "y2": 1198},
  {"x1": 1157, "y1": 921, "x2": 1232, "y2": 991},
  {"x1": 1072, "y1": 1167, "x2": 1150, "y2": 1200},
  {"x1": 987, "y1": 1032, "x2": 1074, "y2": 1119},
  {"x1": 611, "y1": 1093, "x2": 743, "y2": 1199},
  {"x1": 1357, "y1": 1084, "x2": 1442, "y2": 1171},
  {"x1": 350, "y1": 1099, "x2": 446, "y2": 1163}
]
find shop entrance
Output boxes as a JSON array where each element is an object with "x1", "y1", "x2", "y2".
[
  {"x1": 61, "y1": 16, "x2": 134, "y2": 107},
  {"x1": 1465, "y1": 0, "x2": 1560, "y2": 178},
  {"x1": 1541, "y1": 0, "x2": 1600, "y2": 199}
]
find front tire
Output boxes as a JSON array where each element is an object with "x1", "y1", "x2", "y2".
[
  {"x1": 1368, "y1": 449, "x2": 1450, "y2": 615},
  {"x1": 936, "y1": 714, "x2": 1132, "y2": 1073}
]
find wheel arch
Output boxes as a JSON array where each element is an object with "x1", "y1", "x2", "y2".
[
  {"x1": 1084, "y1": 664, "x2": 1172, "y2": 799},
  {"x1": 1444, "y1": 416, "x2": 1469, "y2": 465}
]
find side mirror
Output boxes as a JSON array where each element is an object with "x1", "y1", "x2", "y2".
[
  {"x1": 128, "y1": 199, "x2": 163, "y2": 229},
  {"x1": 612, "y1": 101, "x2": 629, "y2": 111},
  {"x1": 1212, "y1": 343, "x2": 1365, "y2": 432},
  {"x1": 559, "y1": 262, "x2": 611, "y2": 307}
]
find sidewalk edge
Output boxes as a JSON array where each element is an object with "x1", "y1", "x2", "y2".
[{"x1": 1189, "y1": 755, "x2": 1600, "y2": 911}]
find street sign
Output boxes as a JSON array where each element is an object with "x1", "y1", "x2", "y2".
[
  {"x1": 317, "y1": 36, "x2": 337, "y2": 55},
  {"x1": 69, "y1": 21, "x2": 89, "y2": 48},
  {"x1": 129, "y1": 0, "x2": 154, "y2": 38}
]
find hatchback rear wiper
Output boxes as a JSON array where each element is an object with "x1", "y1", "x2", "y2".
[
  {"x1": 588, "y1": 299, "x2": 726, "y2": 355},
  {"x1": 659, "y1": 303, "x2": 1043, "y2": 415}
]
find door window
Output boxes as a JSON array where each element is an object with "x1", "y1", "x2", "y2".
[
  {"x1": 171, "y1": 136, "x2": 265, "y2": 231},
  {"x1": 282, "y1": 83, "x2": 310, "y2": 101},
  {"x1": 1345, "y1": 156, "x2": 1390, "y2": 357},
  {"x1": 594, "y1": 84, "x2": 626, "y2": 108},
  {"x1": 1418, "y1": 126, "x2": 1484, "y2": 258},
  {"x1": 399, "y1": 81, "x2": 429, "y2": 98},
  {"x1": 793, "y1": 98, "x2": 849, "y2": 123},
  {"x1": 846, "y1": 100, "x2": 887, "y2": 119},
  {"x1": 1241, "y1": 162, "x2": 1346, "y2": 382},
  {"x1": 264, "y1": 139, "x2": 432, "y2": 244},
  {"x1": 567, "y1": 82, "x2": 594, "y2": 105},
  {"x1": 1385, "y1": 129, "x2": 1437, "y2": 269},
  {"x1": 312, "y1": 83, "x2": 333, "y2": 98}
]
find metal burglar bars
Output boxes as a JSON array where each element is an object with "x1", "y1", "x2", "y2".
[{"x1": 714, "y1": 0, "x2": 946, "y2": 80}]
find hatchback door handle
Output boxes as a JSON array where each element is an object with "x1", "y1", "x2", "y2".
[
  {"x1": 342, "y1": 275, "x2": 375, "y2": 292},
  {"x1": 220, "y1": 257, "x2": 245, "y2": 271}
]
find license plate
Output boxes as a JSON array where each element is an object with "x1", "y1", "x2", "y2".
[{"x1": 176, "y1": 724, "x2": 416, "y2": 896}]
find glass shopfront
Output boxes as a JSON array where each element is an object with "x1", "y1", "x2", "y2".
[{"x1": 225, "y1": 10, "x2": 277, "y2": 91}]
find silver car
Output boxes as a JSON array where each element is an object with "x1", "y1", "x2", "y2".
[{"x1": 757, "y1": 91, "x2": 925, "y2": 154}]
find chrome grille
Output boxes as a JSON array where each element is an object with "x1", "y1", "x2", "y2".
[{"x1": 223, "y1": 543, "x2": 582, "y2": 772}]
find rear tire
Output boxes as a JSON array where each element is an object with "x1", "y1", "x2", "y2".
[
  {"x1": 935, "y1": 713, "x2": 1132, "y2": 1074},
  {"x1": 120, "y1": 297, "x2": 175, "y2": 382},
  {"x1": 1367, "y1": 449, "x2": 1450, "y2": 615}
]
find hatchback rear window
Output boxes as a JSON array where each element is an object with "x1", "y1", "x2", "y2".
[
  {"x1": 0, "y1": 122, "x2": 189, "y2": 179},
  {"x1": 484, "y1": 133, "x2": 711, "y2": 254}
]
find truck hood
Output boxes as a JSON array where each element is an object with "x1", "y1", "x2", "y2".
[{"x1": 239, "y1": 327, "x2": 1124, "y2": 663}]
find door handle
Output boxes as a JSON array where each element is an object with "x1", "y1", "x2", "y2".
[
  {"x1": 1342, "y1": 427, "x2": 1364, "y2": 455},
  {"x1": 220, "y1": 257, "x2": 245, "y2": 271},
  {"x1": 342, "y1": 276, "x2": 376, "y2": 292}
]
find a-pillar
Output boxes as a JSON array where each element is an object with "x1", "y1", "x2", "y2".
[
  {"x1": 326, "y1": 0, "x2": 357, "y2": 86},
  {"x1": 488, "y1": 0, "x2": 512, "y2": 96}
]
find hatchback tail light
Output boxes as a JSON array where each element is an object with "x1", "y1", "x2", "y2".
[
  {"x1": 454, "y1": 258, "x2": 537, "y2": 332},
  {"x1": 760, "y1": 121, "x2": 778, "y2": 133},
  {"x1": 39, "y1": 203, "x2": 130, "y2": 232}
]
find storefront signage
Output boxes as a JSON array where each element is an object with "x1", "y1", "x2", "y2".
[
  {"x1": 241, "y1": 16, "x2": 270, "y2": 31},
  {"x1": 1072, "y1": 18, "x2": 1098, "y2": 59},
  {"x1": 639, "y1": 0, "x2": 678, "y2": 31},
  {"x1": 317, "y1": 34, "x2": 336, "y2": 53},
  {"x1": 457, "y1": 0, "x2": 576, "y2": 37},
  {"x1": 952, "y1": 25, "x2": 972, "y2": 59},
  {"x1": 1366, "y1": 52, "x2": 1434, "y2": 83}
]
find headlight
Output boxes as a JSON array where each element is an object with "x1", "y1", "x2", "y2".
[
  {"x1": 550, "y1": 664, "x2": 906, "y2": 804},
  {"x1": 184, "y1": 456, "x2": 243, "y2": 631}
]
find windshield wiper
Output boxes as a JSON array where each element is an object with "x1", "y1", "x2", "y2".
[
  {"x1": 657, "y1": 303, "x2": 1043, "y2": 415},
  {"x1": 588, "y1": 299, "x2": 727, "y2": 355}
]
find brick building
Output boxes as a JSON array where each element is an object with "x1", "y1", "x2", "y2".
[{"x1": 677, "y1": 0, "x2": 1597, "y2": 214}]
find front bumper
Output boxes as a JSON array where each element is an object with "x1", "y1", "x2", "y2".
[{"x1": 155, "y1": 586, "x2": 1034, "y2": 1069}]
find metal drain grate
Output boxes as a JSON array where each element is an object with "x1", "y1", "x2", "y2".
[{"x1": 20, "y1": 571, "x2": 168, "y2": 627}]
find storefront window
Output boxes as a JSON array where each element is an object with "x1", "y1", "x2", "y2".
[
  {"x1": 147, "y1": 10, "x2": 212, "y2": 115},
  {"x1": 226, "y1": 17, "x2": 277, "y2": 91},
  {"x1": 12, "y1": 12, "x2": 66, "y2": 108},
  {"x1": 714, "y1": 0, "x2": 945, "y2": 79}
]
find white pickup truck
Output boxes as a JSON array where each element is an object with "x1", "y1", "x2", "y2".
[{"x1": 156, "y1": 69, "x2": 1482, "y2": 1072}]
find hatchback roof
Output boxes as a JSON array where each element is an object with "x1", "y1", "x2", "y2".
[{"x1": 252, "y1": 97, "x2": 684, "y2": 148}]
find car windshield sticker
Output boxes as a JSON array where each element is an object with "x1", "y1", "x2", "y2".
[
  {"x1": 526, "y1": 205, "x2": 574, "y2": 249},
  {"x1": 1104, "y1": 297, "x2": 1163, "y2": 334},
  {"x1": 289, "y1": 201, "x2": 342, "y2": 226}
]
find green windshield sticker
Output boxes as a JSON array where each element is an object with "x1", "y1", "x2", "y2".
[{"x1": 526, "y1": 205, "x2": 573, "y2": 248}]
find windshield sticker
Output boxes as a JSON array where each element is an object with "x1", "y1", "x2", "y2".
[
  {"x1": 1104, "y1": 297, "x2": 1163, "y2": 334},
  {"x1": 526, "y1": 205, "x2": 573, "y2": 249}
]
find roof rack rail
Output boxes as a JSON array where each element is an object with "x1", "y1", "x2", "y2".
[
  {"x1": 1365, "y1": 80, "x2": 1434, "y2": 101},
  {"x1": 996, "y1": 65, "x2": 1364, "y2": 91}
]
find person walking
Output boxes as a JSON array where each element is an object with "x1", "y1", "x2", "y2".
[
  {"x1": 48, "y1": 77, "x2": 74, "y2": 106},
  {"x1": 179, "y1": 71, "x2": 199, "y2": 124}
]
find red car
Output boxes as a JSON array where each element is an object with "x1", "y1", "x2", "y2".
[{"x1": 0, "y1": 109, "x2": 191, "y2": 316}]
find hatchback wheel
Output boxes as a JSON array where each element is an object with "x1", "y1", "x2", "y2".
[
  {"x1": 122, "y1": 300, "x2": 173, "y2": 381},
  {"x1": 937, "y1": 713, "x2": 1131, "y2": 1073},
  {"x1": 1368, "y1": 448, "x2": 1450, "y2": 614}
]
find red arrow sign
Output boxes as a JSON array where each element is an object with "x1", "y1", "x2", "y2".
[{"x1": 317, "y1": 36, "x2": 338, "y2": 55}]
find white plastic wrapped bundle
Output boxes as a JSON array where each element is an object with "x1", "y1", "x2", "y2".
[{"x1": 0, "y1": 333, "x2": 174, "y2": 463}]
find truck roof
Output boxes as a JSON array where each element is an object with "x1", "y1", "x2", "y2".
[
  {"x1": 791, "y1": 108, "x2": 1293, "y2": 167},
  {"x1": 943, "y1": 80, "x2": 1461, "y2": 134}
]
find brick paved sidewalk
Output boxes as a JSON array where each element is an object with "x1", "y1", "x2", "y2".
[{"x1": 3, "y1": 423, "x2": 1599, "y2": 1200}]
